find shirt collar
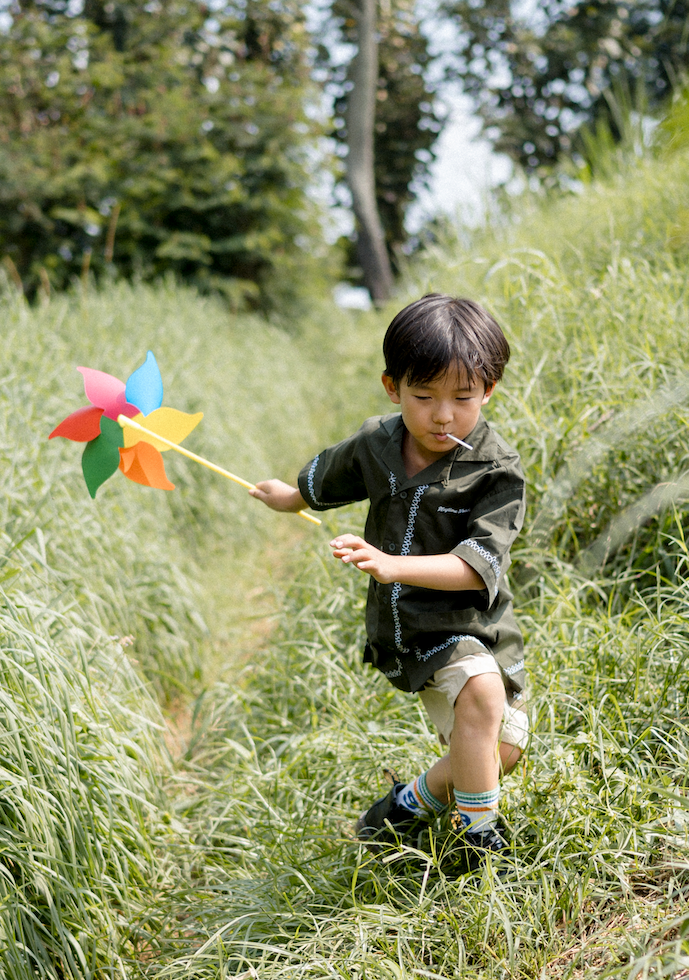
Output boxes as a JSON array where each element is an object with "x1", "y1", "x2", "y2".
[{"x1": 380, "y1": 413, "x2": 497, "y2": 491}]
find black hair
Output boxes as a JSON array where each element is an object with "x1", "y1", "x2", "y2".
[{"x1": 382, "y1": 294, "x2": 510, "y2": 390}]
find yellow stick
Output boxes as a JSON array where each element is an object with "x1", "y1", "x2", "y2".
[{"x1": 117, "y1": 414, "x2": 322, "y2": 526}]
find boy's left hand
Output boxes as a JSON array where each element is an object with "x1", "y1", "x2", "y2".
[
  {"x1": 329, "y1": 534, "x2": 399, "y2": 584},
  {"x1": 330, "y1": 534, "x2": 484, "y2": 592}
]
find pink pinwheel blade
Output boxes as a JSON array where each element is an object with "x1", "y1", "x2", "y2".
[
  {"x1": 77, "y1": 367, "x2": 139, "y2": 420},
  {"x1": 111, "y1": 390, "x2": 141, "y2": 420}
]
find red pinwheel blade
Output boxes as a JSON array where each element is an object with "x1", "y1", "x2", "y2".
[{"x1": 49, "y1": 406, "x2": 104, "y2": 442}]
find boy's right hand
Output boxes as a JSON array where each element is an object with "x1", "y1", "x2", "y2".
[{"x1": 249, "y1": 479, "x2": 307, "y2": 513}]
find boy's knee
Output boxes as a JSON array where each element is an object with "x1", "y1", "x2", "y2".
[{"x1": 454, "y1": 672, "x2": 505, "y2": 730}]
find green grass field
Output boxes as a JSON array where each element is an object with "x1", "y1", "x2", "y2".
[{"x1": 2, "y1": 135, "x2": 689, "y2": 978}]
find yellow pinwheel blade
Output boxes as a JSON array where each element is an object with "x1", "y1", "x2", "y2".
[{"x1": 123, "y1": 408, "x2": 204, "y2": 452}]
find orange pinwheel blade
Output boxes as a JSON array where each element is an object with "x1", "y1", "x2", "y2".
[{"x1": 118, "y1": 442, "x2": 174, "y2": 491}]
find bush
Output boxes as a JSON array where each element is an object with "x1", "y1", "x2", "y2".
[{"x1": 0, "y1": 0, "x2": 329, "y2": 307}]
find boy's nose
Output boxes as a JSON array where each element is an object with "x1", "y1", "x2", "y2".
[{"x1": 432, "y1": 403, "x2": 453, "y2": 424}]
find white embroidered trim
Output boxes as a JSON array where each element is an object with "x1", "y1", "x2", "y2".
[
  {"x1": 503, "y1": 659, "x2": 524, "y2": 676},
  {"x1": 388, "y1": 471, "x2": 397, "y2": 496},
  {"x1": 384, "y1": 657, "x2": 403, "y2": 679},
  {"x1": 391, "y1": 582, "x2": 406, "y2": 653},
  {"x1": 391, "y1": 484, "x2": 429, "y2": 653},
  {"x1": 305, "y1": 454, "x2": 357, "y2": 508},
  {"x1": 306, "y1": 455, "x2": 320, "y2": 506},
  {"x1": 414, "y1": 633, "x2": 489, "y2": 663},
  {"x1": 457, "y1": 537, "x2": 502, "y2": 600},
  {"x1": 401, "y1": 485, "x2": 428, "y2": 555}
]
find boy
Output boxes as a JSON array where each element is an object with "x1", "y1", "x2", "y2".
[{"x1": 250, "y1": 294, "x2": 528, "y2": 872}]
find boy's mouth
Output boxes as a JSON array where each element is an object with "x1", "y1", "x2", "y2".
[{"x1": 430, "y1": 431, "x2": 474, "y2": 451}]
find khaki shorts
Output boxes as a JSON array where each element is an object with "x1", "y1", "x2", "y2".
[{"x1": 419, "y1": 648, "x2": 529, "y2": 750}]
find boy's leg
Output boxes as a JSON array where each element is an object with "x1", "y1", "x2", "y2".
[
  {"x1": 418, "y1": 661, "x2": 529, "y2": 871},
  {"x1": 499, "y1": 739, "x2": 524, "y2": 774},
  {"x1": 421, "y1": 737, "x2": 523, "y2": 807},
  {"x1": 357, "y1": 651, "x2": 528, "y2": 849},
  {"x1": 424, "y1": 672, "x2": 505, "y2": 816}
]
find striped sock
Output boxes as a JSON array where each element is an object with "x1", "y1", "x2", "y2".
[
  {"x1": 395, "y1": 770, "x2": 446, "y2": 819},
  {"x1": 453, "y1": 786, "x2": 500, "y2": 833}
]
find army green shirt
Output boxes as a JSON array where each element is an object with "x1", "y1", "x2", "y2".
[{"x1": 298, "y1": 412, "x2": 526, "y2": 694}]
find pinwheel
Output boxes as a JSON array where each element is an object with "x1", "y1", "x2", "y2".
[{"x1": 49, "y1": 352, "x2": 321, "y2": 525}]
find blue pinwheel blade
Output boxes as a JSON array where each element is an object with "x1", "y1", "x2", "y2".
[{"x1": 125, "y1": 351, "x2": 163, "y2": 416}]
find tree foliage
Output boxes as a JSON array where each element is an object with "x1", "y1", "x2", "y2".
[
  {"x1": 443, "y1": 0, "x2": 689, "y2": 176},
  {"x1": 0, "y1": 0, "x2": 327, "y2": 305},
  {"x1": 319, "y1": 0, "x2": 443, "y2": 271}
]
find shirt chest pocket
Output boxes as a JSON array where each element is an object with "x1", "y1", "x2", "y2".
[{"x1": 411, "y1": 505, "x2": 470, "y2": 554}]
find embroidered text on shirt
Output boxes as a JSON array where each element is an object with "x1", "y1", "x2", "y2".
[{"x1": 437, "y1": 506, "x2": 470, "y2": 514}]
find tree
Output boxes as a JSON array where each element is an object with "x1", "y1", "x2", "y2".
[
  {"x1": 372, "y1": 3, "x2": 443, "y2": 257},
  {"x1": 442, "y1": 0, "x2": 689, "y2": 176},
  {"x1": 319, "y1": 0, "x2": 443, "y2": 294},
  {"x1": 0, "y1": 0, "x2": 327, "y2": 306},
  {"x1": 343, "y1": 0, "x2": 394, "y2": 303}
]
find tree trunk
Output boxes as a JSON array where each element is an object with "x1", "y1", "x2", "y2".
[{"x1": 345, "y1": 0, "x2": 394, "y2": 305}]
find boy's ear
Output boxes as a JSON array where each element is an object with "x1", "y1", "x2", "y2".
[
  {"x1": 481, "y1": 383, "x2": 496, "y2": 406},
  {"x1": 382, "y1": 373, "x2": 400, "y2": 404}
]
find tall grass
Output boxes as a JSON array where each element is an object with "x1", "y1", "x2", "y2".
[
  {"x1": 126, "y1": 543, "x2": 689, "y2": 978},
  {"x1": 144, "y1": 143, "x2": 689, "y2": 978},
  {"x1": 0, "y1": 588, "x2": 171, "y2": 978},
  {"x1": 3, "y1": 137, "x2": 689, "y2": 976},
  {"x1": 0, "y1": 280, "x2": 374, "y2": 975}
]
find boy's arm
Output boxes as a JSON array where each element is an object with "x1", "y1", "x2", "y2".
[
  {"x1": 330, "y1": 534, "x2": 485, "y2": 591},
  {"x1": 249, "y1": 480, "x2": 307, "y2": 513}
]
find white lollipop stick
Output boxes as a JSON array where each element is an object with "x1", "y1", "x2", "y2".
[{"x1": 445, "y1": 433, "x2": 473, "y2": 451}]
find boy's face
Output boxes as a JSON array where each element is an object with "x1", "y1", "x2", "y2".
[{"x1": 382, "y1": 369, "x2": 494, "y2": 462}]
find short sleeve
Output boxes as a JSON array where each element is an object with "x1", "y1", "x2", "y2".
[
  {"x1": 297, "y1": 426, "x2": 371, "y2": 511},
  {"x1": 450, "y1": 464, "x2": 526, "y2": 605}
]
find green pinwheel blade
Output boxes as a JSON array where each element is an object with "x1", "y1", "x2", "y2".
[
  {"x1": 82, "y1": 435, "x2": 121, "y2": 498},
  {"x1": 99, "y1": 414, "x2": 125, "y2": 447}
]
